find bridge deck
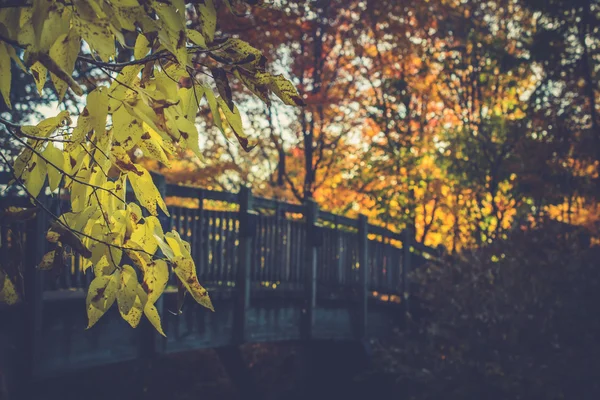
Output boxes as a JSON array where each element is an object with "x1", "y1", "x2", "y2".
[{"x1": 34, "y1": 290, "x2": 401, "y2": 377}]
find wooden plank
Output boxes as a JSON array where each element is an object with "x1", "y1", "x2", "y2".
[
  {"x1": 253, "y1": 197, "x2": 304, "y2": 214},
  {"x1": 320, "y1": 211, "x2": 358, "y2": 229},
  {"x1": 167, "y1": 184, "x2": 238, "y2": 204}
]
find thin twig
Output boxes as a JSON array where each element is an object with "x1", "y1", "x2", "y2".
[
  {"x1": 0, "y1": 150, "x2": 155, "y2": 257},
  {"x1": 6, "y1": 126, "x2": 126, "y2": 204}
]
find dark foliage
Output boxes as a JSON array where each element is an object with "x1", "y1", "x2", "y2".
[{"x1": 372, "y1": 220, "x2": 600, "y2": 399}]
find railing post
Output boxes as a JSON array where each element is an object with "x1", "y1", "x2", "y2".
[
  {"x1": 301, "y1": 199, "x2": 318, "y2": 341},
  {"x1": 335, "y1": 215, "x2": 343, "y2": 284},
  {"x1": 402, "y1": 225, "x2": 414, "y2": 319},
  {"x1": 23, "y1": 195, "x2": 47, "y2": 379},
  {"x1": 357, "y1": 214, "x2": 368, "y2": 340},
  {"x1": 234, "y1": 186, "x2": 253, "y2": 344}
]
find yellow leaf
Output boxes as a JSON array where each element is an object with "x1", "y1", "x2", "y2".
[
  {"x1": 212, "y1": 67, "x2": 233, "y2": 111},
  {"x1": 165, "y1": 230, "x2": 191, "y2": 258},
  {"x1": 73, "y1": 12, "x2": 114, "y2": 62},
  {"x1": 125, "y1": 244, "x2": 151, "y2": 273},
  {"x1": 117, "y1": 264, "x2": 138, "y2": 315},
  {"x1": 48, "y1": 220, "x2": 92, "y2": 258},
  {"x1": 217, "y1": 98, "x2": 256, "y2": 152},
  {"x1": 86, "y1": 86, "x2": 109, "y2": 137},
  {"x1": 46, "y1": 230, "x2": 60, "y2": 243},
  {"x1": 129, "y1": 220, "x2": 159, "y2": 256},
  {"x1": 124, "y1": 99, "x2": 162, "y2": 138},
  {"x1": 112, "y1": 105, "x2": 144, "y2": 150},
  {"x1": 269, "y1": 74, "x2": 305, "y2": 106},
  {"x1": 234, "y1": 69, "x2": 270, "y2": 105},
  {"x1": 120, "y1": 284, "x2": 147, "y2": 328},
  {"x1": 67, "y1": 112, "x2": 94, "y2": 152},
  {"x1": 146, "y1": 216, "x2": 175, "y2": 260},
  {"x1": 12, "y1": 148, "x2": 34, "y2": 184},
  {"x1": 32, "y1": 110, "x2": 72, "y2": 138},
  {"x1": 153, "y1": 1, "x2": 187, "y2": 66},
  {"x1": 152, "y1": 2, "x2": 185, "y2": 33},
  {"x1": 198, "y1": 0, "x2": 216, "y2": 44},
  {"x1": 23, "y1": 153, "x2": 47, "y2": 198},
  {"x1": 38, "y1": 250, "x2": 56, "y2": 270},
  {"x1": 111, "y1": 145, "x2": 141, "y2": 175},
  {"x1": 71, "y1": 205, "x2": 99, "y2": 232},
  {"x1": 17, "y1": 7, "x2": 35, "y2": 47},
  {"x1": 30, "y1": 62, "x2": 47, "y2": 95},
  {"x1": 204, "y1": 86, "x2": 223, "y2": 133},
  {"x1": 134, "y1": 33, "x2": 151, "y2": 59},
  {"x1": 126, "y1": 203, "x2": 143, "y2": 235},
  {"x1": 127, "y1": 167, "x2": 169, "y2": 217},
  {"x1": 179, "y1": 85, "x2": 204, "y2": 123},
  {"x1": 70, "y1": 165, "x2": 91, "y2": 212},
  {"x1": 172, "y1": 256, "x2": 213, "y2": 311},
  {"x1": 86, "y1": 271, "x2": 120, "y2": 329},
  {"x1": 0, "y1": 8, "x2": 21, "y2": 41},
  {"x1": 93, "y1": 257, "x2": 117, "y2": 276},
  {"x1": 0, "y1": 270, "x2": 20, "y2": 305},
  {"x1": 139, "y1": 131, "x2": 171, "y2": 167},
  {"x1": 143, "y1": 259, "x2": 169, "y2": 305},
  {"x1": 0, "y1": 43, "x2": 12, "y2": 108},
  {"x1": 49, "y1": 29, "x2": 80, "y2": 102},
  {"x1": 215, "y1": 38, "x2": 262, "y2": 65},
  {"x1": 38, "y1": 2, "x2": 71, "y2": 52},
  {"x1": 108, "y1": 65, "x2": 142, "y2": 111},
  {"x1": 144, "y1": 303, "x2": 166, "y2": 337},
  {"x1": 187, "y1": 29, "x2": 206, "y2": 49},
  {"x1": 36, "y1": 52, "x2": 84, "y2": 97},
  {"x1": 3, "y1": 41, "x2": 25, "y2": 72},
  {"x1": 42, "y1": 144, "x2": 64, "y2": 191}
]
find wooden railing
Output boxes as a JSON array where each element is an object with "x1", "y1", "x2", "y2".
[
  {"x1": 2, "y1": 173, "x2": 441, "y2": 311},
  {"x1": 3, "y1": 174, "x2": 442, "y2": 290},
  {"x1": 2, "y1": 175, "x2": 441, "y2": 299}
]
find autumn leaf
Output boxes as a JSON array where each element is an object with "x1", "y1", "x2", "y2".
[
  {"x1": 212, "y1": 67, "x2": 234, "y2": 111},
  {"x1": 86, "y1": 271, "x2": 120, "y2": 329},
  {"x1": 172, "y1": 256, "x2": 214, "y2": 312}
]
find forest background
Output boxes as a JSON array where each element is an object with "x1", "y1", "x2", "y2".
[{"x1": 2, "y1": 0, "x2": 600, "y2": 399}]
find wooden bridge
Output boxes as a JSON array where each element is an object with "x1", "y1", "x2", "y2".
[{"x1": 0, "y1": 174, "x2": 440, "y2": 391}]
